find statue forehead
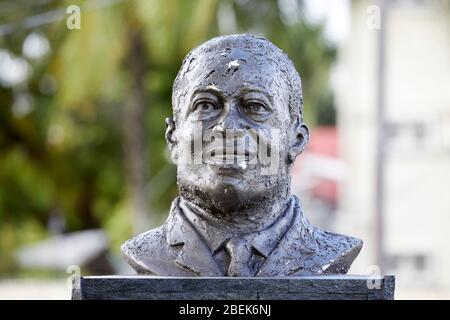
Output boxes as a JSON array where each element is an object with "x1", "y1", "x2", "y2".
[
  {"x1": 199, "y1": 55, "x2": 282, "y2": 90},
  {"x1": 177, "y1": 46, "x2": 290, "y2": 104},
  {"x1": 172, "y1": 34, "x2": 301, "y2": 122}
]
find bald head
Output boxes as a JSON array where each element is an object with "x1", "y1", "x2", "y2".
[{"x1": 172, "y1": 34, "x2": 303, "y2": 124}]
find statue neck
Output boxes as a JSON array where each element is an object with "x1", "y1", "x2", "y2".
[{"x1": 180, "y1": 191, "x2": 292, "y2": 236}]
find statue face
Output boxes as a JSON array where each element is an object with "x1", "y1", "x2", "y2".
[{"x1": 168, "y1": 46, "x2": 308, "y2": 214}]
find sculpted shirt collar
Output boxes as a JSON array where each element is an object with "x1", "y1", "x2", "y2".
[{"x1": 178, "y1": 196, "x2": 296, "y2": 258}]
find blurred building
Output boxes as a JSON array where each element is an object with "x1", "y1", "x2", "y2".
[
  {"x1": 292, "y1": 127, "x2": 346, "y2": 230},
  {"x1": 334, "y1": 0, "x2": 450, "y2": 294}
]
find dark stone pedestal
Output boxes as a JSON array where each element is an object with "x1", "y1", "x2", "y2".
[{"x1": 71, "y1": 275, "x2": 394, "y2": 300}]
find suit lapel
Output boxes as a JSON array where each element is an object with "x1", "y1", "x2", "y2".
[
  {"x1": 257, "y1": 199, "x2": 317, "y2": 276},
  {"x1": 166, "y1": 198, "x2": 223, "y2": 276}
]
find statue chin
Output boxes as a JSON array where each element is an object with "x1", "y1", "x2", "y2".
[
  {"x1": 178, "y1": 171, "x2": 290, "y2": 219},
  {"x1": 178, "y1": 178, "x2": 253, "y2": 215}
]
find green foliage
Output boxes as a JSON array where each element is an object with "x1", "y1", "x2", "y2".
[{"x1": 0, "y1": 0, "x2": 336, "y2": 274}]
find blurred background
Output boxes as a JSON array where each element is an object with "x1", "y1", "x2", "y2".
[{"x1": 0, "y1": 0, "x2": 449, "y2": 299}]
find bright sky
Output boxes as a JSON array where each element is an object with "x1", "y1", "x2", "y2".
[
  {"x1": 1, "y1": 1, "x2": 352, "y2": 88},
  {"x1": 303, "y1": 0, "x2": 351, "y2": 44}
]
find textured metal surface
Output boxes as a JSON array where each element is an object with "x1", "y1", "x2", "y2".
[
  {"x1": 122, "y1": 34, "x2": 363, "y2": 277},
  {"x1": 72, "y1": 276, "x2": 395, "y2": 300}
]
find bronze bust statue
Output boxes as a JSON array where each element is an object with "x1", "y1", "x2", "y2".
[{"x1": 121, "y1": 34, "x2": 362, "y2": 277}]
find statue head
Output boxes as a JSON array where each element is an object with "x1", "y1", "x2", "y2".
[{"x1": 165, "y1": 34, "x2": 309, "y2": 217}]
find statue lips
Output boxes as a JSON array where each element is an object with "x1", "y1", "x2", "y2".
[
  {"x1": 203, "y1": 147, "x2": 256, "y2": 176},
  {"x1": 211, "y1": 165, "x2": 243, "y2": 177}
]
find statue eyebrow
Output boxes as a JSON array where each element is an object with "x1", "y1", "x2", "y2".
[
  {"x1": 191, "y1": 86, "x2": 224, "y2": 100},
  {"x1": 186, "y1": 87, "x2": 222, "y2": 117},
  {"x1": 239, "y1": 87, "x2": 273, "y2": 105},
  {"x1": 191, "y1": 85, "x2": 273, "y2": 106}
]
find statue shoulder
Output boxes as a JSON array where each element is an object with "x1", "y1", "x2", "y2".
[
  {"x1": 291, "y1": 198, "x2": 363, "y2": 274},
  {"x1": 121, "y1": 225, "x2": 171, "y2": 275},
  {"x1": 310, "y1": 225, "x2": 363, "y2": 274},
  {"x1": 262, "y1": 200, "x2": 362, "y2": 276}
]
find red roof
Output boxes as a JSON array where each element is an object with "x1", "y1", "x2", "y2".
[{"x1": 293, "y1": 126, "x2": 339, "y2": 205}]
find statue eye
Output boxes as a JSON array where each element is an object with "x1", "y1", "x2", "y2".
[
  {"x1": 246, "y1": 103, "x2": 264, "y2": 113},
  {"x1": 243, "y1": 101, "x2": 271, "y2": 121},
  {"x1": 192, "y1": 100, "x2": 221, "y2": 119},
  {"x1": 195, "y1": 102, "x2": 213, "y2": 112}
]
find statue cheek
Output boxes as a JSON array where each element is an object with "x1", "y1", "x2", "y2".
[
  {"x1": 171, "y1": 144, "x2": 179, "y2": 163},
  {"x1": 174, "y1": 121, "x2": 205, "y2": 165}
]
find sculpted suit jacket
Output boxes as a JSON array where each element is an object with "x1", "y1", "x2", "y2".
[{"x1": 121, "y1": 196, "x2": 362, "y2": 276}]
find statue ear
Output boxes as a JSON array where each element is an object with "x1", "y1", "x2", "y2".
[
  {"x1": 165, "y1": 117, "x2": 178, "y2": 162},
  {"x1": 288, "y1": 116, "x2": 309, "y2": 164}
]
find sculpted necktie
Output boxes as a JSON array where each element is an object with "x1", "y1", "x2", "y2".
[{"x1": 225, "y1": 237, "x2": 253, "y2": 277}]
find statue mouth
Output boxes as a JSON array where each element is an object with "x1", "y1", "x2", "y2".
[
  {"x1": 204, "y1": 153, "x2": 254, "y2": 176},
  {"x1": 209, "y1": 164, "x2": 244, "y2": 177},
  {"x1": 203, "y1": 148, "x2": 256, "y2": 173}
]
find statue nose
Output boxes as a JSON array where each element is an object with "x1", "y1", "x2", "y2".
[{"x1": 215, "y1": 104, "x2": 242, "y2": 132}]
